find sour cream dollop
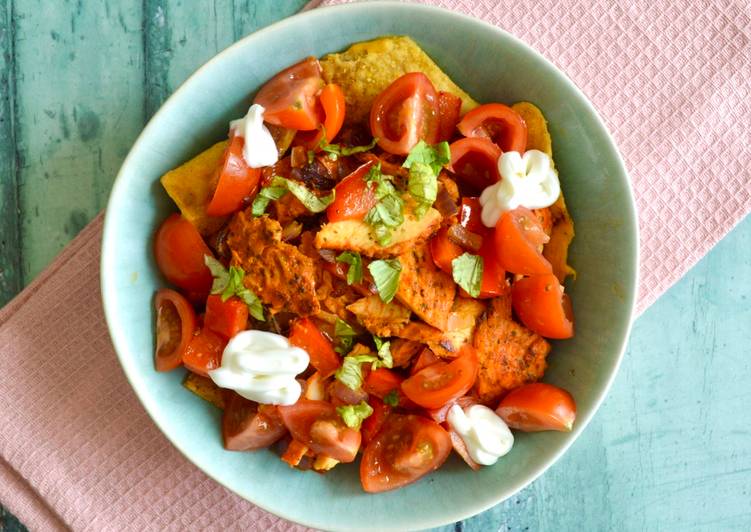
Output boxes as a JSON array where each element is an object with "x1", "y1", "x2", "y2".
[
  {"x1": 447, "y1": 404, "x2": 514, "y2": 466},
  {"x1": 229, "y1": 103, "x2": 279, "y2": 168},
  {"x1": 208, "y1": 330, "x2": 309, "y2": 405},
  {"x1": 479, "y1": 149, "x2": 560, "y2": 228}
]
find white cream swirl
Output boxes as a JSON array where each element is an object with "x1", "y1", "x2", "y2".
[
  {"x1": 447, "y1": 404, "x2": 514, "y2": 466},
  {"x1": 229, "y1": 103, "x2": 279, "y2": 168}
]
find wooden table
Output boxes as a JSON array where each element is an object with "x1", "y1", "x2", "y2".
[{"x1": 1, "y1": 2, "x2": 749, "y2": 530}]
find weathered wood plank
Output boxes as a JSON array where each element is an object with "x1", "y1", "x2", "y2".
[
  {"x1": 0, "y1": 0, "x2": 22, "y2": 306},
  {"x1": 13, "y1": 0, "x2": 144, "y2": 281}
]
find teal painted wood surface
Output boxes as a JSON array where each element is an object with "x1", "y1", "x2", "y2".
[{"x1": 0, "y1": 2, "x2": 749, "y2": 530}]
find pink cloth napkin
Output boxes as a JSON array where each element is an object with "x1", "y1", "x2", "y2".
[{"x1": 1, "y1": 1, "x2": 750, "y2": 530}]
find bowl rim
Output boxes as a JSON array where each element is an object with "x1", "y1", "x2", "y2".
[{"x1": 101, "y1": 1, "x2": 639, "y2": 529}]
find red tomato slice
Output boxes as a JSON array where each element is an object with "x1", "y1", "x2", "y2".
[
  {"x1": 401, "y1": 345, "x2": 479, "y2": 409},
  {"x1": 458, "y1": 197, "x2": 488, "y2": 235},
  {"x1": 370, "y1": 72, "x2": 439, "y2": 155},
  {"x1": 182, "y1": 328, "x2": 226, "y2": 377},
  {"x1": 476, "y1": 237, "x2": 506, "y2": 299},
  {"x1": 511, "y1": 273, "x2": 574, "y2": 339},
  {"x1": 496, "y1": 383, "x2": 576, "y2": 432},
  {"x1": 153, "y1": 214, "x2": 214, "y2": 301},
  {"x1": 294, "y1": 83, "x2": 346, "y2": 150},
  {"x1": 360, "y1": 414, "x2": 452, "y2": 493},
  {"x1": 436, "y1": 91, "x2": 462, "y2": 142},
  {"x1": 449, "y1": 137, "x2": 502, "y2": 192},
  {"x1": 457, "y1": 103, "x2": 527, "y2": 153},
  {"x1": 278, "y1": 400, "x2": 362, "y2": 463},
  {"x1": 254, "y1": 57, "x2": 324, "y2": 130},
  {"x1": 429, "y1": 227, "x2": 463, "y2": 275},
  {"x1": 206, "y1": 134, "x2": 262, "y2": 217},
  {"x1": 326, "y1": 161, "x2": 377, "y2": 222},
  {"x1": 494, "y1": 207, "x2": 553, "y2": 275},
  {"x1": 154, "y1": 288, "x2": 197, "y2": 372},
  {"x1": 361, "y1": 396, "x2": 390, "y2": 446},
  {"x1": 288, "y1": 318, "x2": 340, "y2": 376},
  {"x1": 222, "y1": 393, "x2": 288, "y2": 450},
  {"x1": 204, "y1": 294, "x2": 248, "y2": 339}
]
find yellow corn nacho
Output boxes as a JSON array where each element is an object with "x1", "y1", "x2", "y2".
[{"x1": 183, "y1": 372, "x2": 225, "y2": 410}]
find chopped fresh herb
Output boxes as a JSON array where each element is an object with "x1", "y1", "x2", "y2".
[
  {"x1": 204, "y1": 255, "x2": 265, "y2": 320},
  {"x1": 373, "y1": 336, "x2": 394, "y2": 368},
  {"x1": 251, "y1": 185, "x2": 287, "y2": 217},
  {"x1": 402, "y1": 140, "x2": 451, "y2": 175},
  {"x1": 320, "y1": 136, "x2": 379, "y2": 159},
  {"x1": 334, "y1": 318, "x2": 357, "y2": 355},
  {"x1": 368, "y1": 259, "x2": 402, "y2": 304},
  {"x1": 268, "y1": 176, "x2": 335, "y2": 213},
  {"x1": 336, "y1": 251, "x2": 363, "y2": 285},
  {"x1": 451, "y1": 252, "x2": 484, "y2": 298},
  {"x1": 335, "y1": 354, "x2": 380, "y2": 390},
  {"x1": 407, "y1": 161, "x2": 438, "y2": 219},
  {"x1": 383, "y1": 390, "x2": 399, "y2": 407},
  {"x1": 336, "y1": 400, "x2": 374, "y2": 429},
  {"x1": 363, "y1": 164, "x2": 404, "y2": 245}
]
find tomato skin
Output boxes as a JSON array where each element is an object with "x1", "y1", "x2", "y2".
[
  {"x1": 206, "y1": 135, "x2": 262, "y2": 216},
  {"x1": 278, "y1": 400, "x2": 362, "y2": 463},
  {"x1": 511, "y1": 274, "x2": 574, "y2": 339},
  {"x1": 494, "y1": 207, "x2": 553, "y2": 275},
  {"x1": 294, "y1": 83, "x2": 346, "y2": 150},
  {"x1": 362, "y1": 367, "x2": 416, "y2": 409},
  {"x1": 360, "y1": 414, "x2": 452, "y2": 493},
  {"x1": 476, "y1": 237, "x2": 506, "y2": 299},
  {"x1": 410, "y1": 347, "x2": 440, "y2": 376},
  {"x1": 154, "y1": 288, "x2": 197, "y2": 372},
  {"x1": 326, "y1": 161, "x2": 376, "y2": 222},
  {"x1": 370, "y1": 72, "x2": 440, "y2": 155},
  {"x1": 222, "y1": 393, "x2": 288, "y2": 450},
  {"x1": 254, "y1": 57, "x2": 324, "y2": 130},
  {"x1": 204, "y1": 295, "x2": 248, "y2": 339},
  {"x1": 183, "y1": 328, "x2": 226, "y2": 377},
  {"x1": 288, "y1": 318, "x2": 340, "y2": 376},
  {"x1": 496, "y1": 383, "x2": 576, "y2": 432},
  {"x1": 449, "y1": 137, "x2": 502, "y2": 192},
  {"x1": 457, "y1": 103, "x2": 527, "y2": 153},
  {"x1": 361, "y1": 396, "x2": 390, "y2": 446},
  {"x1": 401, "y1": 345, "x2": 479, "y2": 409},
  {"x1": 429, "y1": 227, "x2": 463, "y2": 274},
  {"x1": 436, "y1": 91, "x2": 462, "y2": 142},
  {"x1": 459, "y1": 197, "x2": 488, "y2": 236},
  {"x1": 153, "y1": 214, "x2": 214, "y2": 301}
]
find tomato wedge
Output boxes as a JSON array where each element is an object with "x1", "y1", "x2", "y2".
[
  {"x1": 154, "y1": 288, "x2": 197, "y2": 372},
  {"x1": 401, "y1": 345, "x2": 478, "y2": 409},
  {"x1": 496, "y1": 383, "x2": 576, "y2": 432},
  {"x1": 475, "y1": 237, "x2": 506, "y2": 299},
  {"x1": 370, "y1": 72, "x2": 439, "y2": 155},
  {"x1": 457, "y1": 103, "x2": 527, "y2": 153},
  {"x1": 294, "y1": 83, "x2": 346, "y2": 150},
  {"x1": 361, "y1": 396, "x2": 390, "y2": 446},
  {"x1": 360, "y1": 414, "x2": 451, "y2": 493},
  {"x1": 288, "y1": 318, "x2": 340, "y2": 376},
  {"x1": 326, "y1": 161, "x2": 376, "y2": 222},
  {"x1": 494, "y1": 207, "x2": 553, "y2": 275},
  {"x1": 459, "y1": 197, "x2": 488, "y2": 235},
  {"x1": 182, "y1": 328, "x2": 226, "y2": 377},
  {"x1": 429, "y1": 227, "x2": 463, "y2": 274},
  {"x1": 204, "y1": 294, "x2": 248, "y2": 339},
  {"x1": 511, "y1": 273, "x2": 574, "y2": 339},
  {"x1": 206, "y1": 134, "x2": 262, "y2": 216},
  {"x1": 278, "y1": 399, "x2": 362, "y2": 462},
  {"x1": 254, "y1": 57, "x2": 324, "y2": 130},
  {"x1": 222, "y1": 393, "x2": 288, "y2": 450},
  {"x1": 449, "y1": 137, "x2": 502, "y2": 192},
  {"x1": 436, "y1": 91, "x2": 462, "y2": 142},
  {"x1": 153, "y1": 214, "x2": 214, "y2": 301}
]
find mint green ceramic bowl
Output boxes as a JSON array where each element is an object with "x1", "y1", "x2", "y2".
[{"x1": 101, "y1": 2, "x2": 638, "y2": 530}]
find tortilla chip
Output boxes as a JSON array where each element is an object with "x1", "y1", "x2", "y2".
[
  {"x1": 512, "y1": 101, "x2": 553, "y2": 157},
  {"x1": 160, "y1": 141, "x2": 229, "y2": 236},
  {"x1": 183, "y1": 372, "x2": 225, "y2": 409},
  {"x1": 320, "y1": 36, "x2": 479, "y2": 125}
]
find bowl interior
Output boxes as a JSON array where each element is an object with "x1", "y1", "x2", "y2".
[{"x1": 101, "y1": 3, "x2": 638, "y2": 530}]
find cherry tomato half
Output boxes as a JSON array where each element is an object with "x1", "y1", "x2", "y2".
[
  {"x1": 436, "y1": 91, "x2": 462, "y2": 142},
  {"x1": 457, "y1": 103, "x2": 527, "y2": 153},
  {"x1": 154, "y1": 288, "x2": 197, "y2": 372},
  {"x1": 361, "y1": 396, "x2": 390, "y2": 446},
  {"x1": 294, "y1": 83, "x2": 346, "y2": 150},
  {"x1": 360, "y1": 414, "x2": 451, "y2": 493},
  {"x1": 449, "y1": 137, "x2": 502, "y2": 192},
  {"x1": 511, "y1": 273, "x2": 574, "y2": 339},
  {"x1": 204, "y1": 294, "x2": 248, "y2": 340},
  {"x1": 429, "y1": 226, "x2": 463, "y2": 274},
  {"x1": 182, "y1": 327, "x2": 226, "y2": 377},
  {"x1": 206, "y1": 134, "x2": 262, "y2": 217},
  {"x1": 154, "y1": 214, "x2": 214, "y2": 301},
  {"x1": 254, "y1": 57, "x2": 324, "y2": 131},
  {"x1": 278, "y1": 399, "x2": 362, "y2": 463},
  {"x1": 401, "y1": 345, "x2": 479, "y2": 409},
  {"x1": 494, "y1": 207, "x2": 553, "y2": 276},
  {"x1": 288, "y1": 318, "x2": 340, "y2": 377},
  {"x1": 496, "y1": 383, "x2": 576, "y2": 432},
  {"x1": 370, "y1": 72, "x2": 439, "y2": 155},
  {"x1": 222, "y1": 394, "x2": 288, "y2": 450},
  {"x1": 326, "y1": 161, "x2": 377, "y2": 222},
  {"x1": 459, "y1": 197, "x2": 488, "y2": 235}
]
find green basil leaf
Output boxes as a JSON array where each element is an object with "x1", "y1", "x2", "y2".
[
  {"x1": 204, "y1": 255, "x2": 229, "y2": 294},
  {"x1": 320, "y1": 136, "x2": 379, "y2": 157},
  {"x1": 451, "y1": 252, "x2": 484, "y2": 298},
  {"x1": 204, "y1": 256, "x2": 265, "y2": 321},
  {"x1": 334, "y1": 318, "x2": 357, "y2": 355},
  {"x1": 403, "y1": 140, "x2": 451, "y2": 175},
  {"x1": 407, "y1": 161, "x2": 438, "y2": 219},
  {"x1": 251, "y1": 185, "x2": 287, "y2": 217},
  {"x1": 368, "y1": 259, "x2": 402, "y2": 304},
  {"x1": 336, "y1": 400, "x2": 374, "y2": 429},
  {"x1": 335, "y1": 354, "x2": 379, "y2": 390},
  {"x1": 383, "y1": 390, "x2": 400, "y2": 407},
  {"x1": 373, "y1": 336, "x2": 393, "y2": 368},
  {"x1": 268, "y1": 176, "x2": 335, "y2": 213},
  {"x1": 336, "y1": 251, "x2": 363, "y2": 285}
]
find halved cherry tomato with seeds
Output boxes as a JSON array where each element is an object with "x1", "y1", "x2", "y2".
[
  {"x1": 182, "y1": 327, "x2": 226, "y2": 377},
  {"x1": 436, "y1": 91, "x2": 462, "y2": 142},
  {"x1": 494, "y1": 207, "x2": 553, "y2": 275},
  {"x1": 512, "y1": 273, "x2": 574, "y2": 339},
  {"x1": 288, "y1": 318, "x2": 340, "y2": 376},
  {"x1": 206, "y1": 134, "x2": 262, "y2": 216},
  {"x1": 254, "y1": 57, "x2": 324, "y2": 131},
  {"x1": 496, "y1": 383, "x2": 576, "y2": 432},
  {"x1": 449, "y1": 137, "x2": 502, "y2": 192},
  {"x1": 361, "y1": 396, "x2": 390, "y2": 446},
  {"x1": 457, "y1": 103, "x2": 527, "y2": 153},
  {"x1": 326, "y1": 161, "x2": 376, "y2": 222},
  {"x1": 154, "y1": 288, "x2": 197, "y2": 372},
  {"x1": 360, "y1": 414, "x2": 452, "y2": 493},
  {"x1": 222, "y1": 393, "x2": 288, "y2": 450},
  {"x1": 204, "y1": 294, "x2": 248, "y2": 339},
  {"x1": 401, "y1": 345, "x2": 478, "y2": 409},
  {"x1": 370, "y1": 72, "x2": 439, "y2": 155},
  {"x1": 295, "y1": 83, "x2": 346, "y2": 150}
]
